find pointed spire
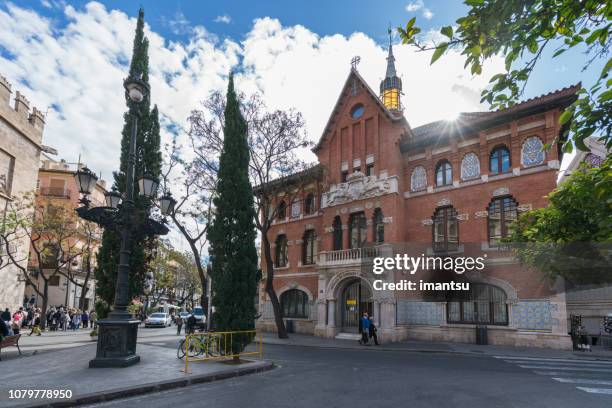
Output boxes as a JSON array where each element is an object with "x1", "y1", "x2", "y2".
[
  {"x1": 380, "y1": 25, "x2": 402, "y2": 112},
  {"x1": 385, "y1": 26, "x2": 397, "y2": 78}
]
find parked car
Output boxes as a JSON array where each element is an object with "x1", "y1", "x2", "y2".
[
  {"x1": 144, "y1": 312, "x2": 172, "y2": 328},
  {"x1": 178, "y1": 311, "x2": 190, "y2": 322},
  {"x1": 192, "y1": 306, "x2": 206, "y2": 329}
]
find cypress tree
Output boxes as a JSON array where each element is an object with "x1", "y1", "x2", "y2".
[
  {"x1": 207, "y1": 73, "x2": 259, "y2": 357},
  {"x1": 95, "y1": 8, "x2": 161, "y2": 308}
]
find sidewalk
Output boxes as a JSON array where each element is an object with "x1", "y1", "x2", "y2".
[
  {"x1": 261, "y1": 332, "x2": 612, "y2": 361},
  {"x1": 0, "y1": 343, "x2": 273, "y2": 408}
]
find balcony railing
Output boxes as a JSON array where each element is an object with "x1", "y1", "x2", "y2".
[
  {"x1": 39, "y1": 187, "x2": 71, "y2": 199},
  {"x1": 318, "y1": 246, "x2": 380, "y2": 267}
]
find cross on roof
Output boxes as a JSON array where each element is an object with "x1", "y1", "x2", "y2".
[{"x1": 351, "y1": 56, "x2": 361, "y2": 70}]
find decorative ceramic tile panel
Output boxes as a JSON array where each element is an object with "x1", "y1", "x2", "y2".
[
  {"x1": 396, "y1": 300, "x2": 443, "y2": 325},
  {"x1": 512, "y1": 301, "x2": 552, "y2": 330}
]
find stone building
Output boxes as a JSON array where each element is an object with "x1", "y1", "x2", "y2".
[
  {"x1": 22, "y1": 154, "x2": 106, "y2": 311},
  {"x1": 0, "y1": 74, "x2": 46, "y2": 312},
  {"x1": 256, "y1": 38, "x2": 578, "y2": 349}
]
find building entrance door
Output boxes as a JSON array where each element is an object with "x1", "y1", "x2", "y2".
[{"x1": 341, "y1": 280, "x2": 372, "y2": 333}]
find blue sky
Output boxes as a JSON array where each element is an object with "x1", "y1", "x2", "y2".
[
  {"x1": 1, "y1": 0, "x2": 602, "y2": 250},
  {"x1": 11, "y1": 0, "x2": 601, "y2": 100}
]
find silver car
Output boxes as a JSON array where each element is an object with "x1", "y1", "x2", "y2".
[{"x1": 144, "y1": 312, "x2": 172, "y2": 328}]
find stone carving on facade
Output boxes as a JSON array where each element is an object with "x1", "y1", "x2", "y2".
[
  {"x1": 456, "y1": 213, "x2": 469, "y2": 221},
  {"x1": 437, "y1": 198, "x2": 451, "y2": 207},
  {"x1": 383, "y1": 216, "x2": 393, "y2": 224},
  {"x1": 322, "y1": 171, "x2": 397, "y2": 208},
  {"x1": 324, "y1": 226, "x2": 334, "y2": 233},
  {"x1": 492, "y1": 187, "x2": 510, "y2": 197},
  {"x1": 517, "y1": 204, "x2": 533, "y2": 212},
  {"x1": 474, "y1": 211, "x2": 488, "y2": 219},
  {"x1": 421, "y1": 219, "x2": 433, "y2": 226}
]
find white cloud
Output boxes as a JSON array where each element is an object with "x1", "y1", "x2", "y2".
[
  {"x1": 0, "y1": 2, "x2": 506, "y2": 249},
  {"x1": 214, "y1": 14, "x2": 231, "y2": 24},
  {"x1": 164, "y1": 10, "x2": 191, "y2": 35},
  {"x1": 405, "y1": 0, "x2": 434, "y2": 20}
]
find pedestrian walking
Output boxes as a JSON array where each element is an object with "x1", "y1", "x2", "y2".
[
  {"x1": 186, "y1": 314, "x2": 196, "y2": 335},
  {"x1": 176, "y1": 315, "x2": 183, "y2": 335},
  {"x1": 89, "y1": 310, "x2": 97, "y2": 328},
  {"x1": 72, "y1": 311, "x2": 81, "y2": 331},
  {"x1": 359, "y1": 312, "x2": 370, "y2": 345},
  {"x1": 368, "y1": 316, "x2": 379, "y2": 345},
  {"x1": 28, "y1": 312, "x2": 42, "y2": 336},
  {"x1": 81, "y1": 311, "x2": 89, "y2": 329}
]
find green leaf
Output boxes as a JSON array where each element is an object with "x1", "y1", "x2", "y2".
[
  {"x1": 559, "y1": 109, "x2": 573, "y2": 125},
  {"x1": 441, "y1": 26, "x2": 453, "y2": 39},
  {"x1": 601, "y1": 58, "x2": 612, "y2": 79},
  {"x1": 465, "y1": 0, "x2": 484, "y2": 6},
  {"x1": 430, "y1": 42, "x2": 448, "y2": 64},
  {"x1": 406, "y1": 17, "x2": 416, "y2": 30},
  {"x1": 552, "y1": 48, "x2": 566, "y2": 58}
]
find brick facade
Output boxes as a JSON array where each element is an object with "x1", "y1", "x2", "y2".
[{"x1": 257, "y1": 65, "x2": 578, "y2": 349}]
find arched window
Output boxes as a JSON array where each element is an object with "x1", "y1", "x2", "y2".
[
  {"x1": 373, "y1": 208, "x2": 384, "y2": 244},
  {"x1": 302, "y1": 229, "x2": 317, "y2": 265},
  {"x1": 349, "y1": 212, "x2": 367, "y2": 249},
  {"x1": 280, "y1": 289, "x2": 309, "y2": 318},
  {"x1": 411, "y1": 166, "x2": 427, "y2": 191},
  {"x1": 521, "y1": 136, "x2": 545, "y2": 167},
  {"x1": 333, "y1": 216, "x2": 343, "y2": 251},
  {"x1": 275, "y1": 234, "x2": 288, "y2": 267},
  {"x1": 490, "y1": 145, "x2": 511, "y2": 174},
  {"x1": 277, "y1": 201, "x2": 286, "y2": 220},
  {"x1": 432, "y1": 206, "x2": 458, "y2": 252},
  {"x1": 435, "y1": 160, "x2": 452, "y2": 186},
  {"x1": 460, "y1": 152, "x2": 480, "y2": 181},
  {"x1": 447, "y1": 283, "x2": 508, "y2": 325},
  {"x1": 488, "y1": 196, "x2": 518, "y2": 246},
  {"x1": 304, "y1": 193, "x2": 315, "y2": 215}
]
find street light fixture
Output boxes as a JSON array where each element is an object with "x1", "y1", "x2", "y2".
[
  {"x1": 74, "y1": 167, "x2": 98, "y2": 195},
  {"x1": 159, "y1": 192, "x2": 177, "y2": 216},
  {"x1": 104, "y1": 190, "x2": 122, "y2": 209},
  {"x1": 138, "y1": 172, "x2": 159, "y2": 198},
  {"x1": 75, "y1": 71, "x2": 167, "y2": 368}
]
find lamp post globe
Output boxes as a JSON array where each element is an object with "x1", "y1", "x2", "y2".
[
  {"x1": 123, "y1": 75, "x2": 149, "y2": 104},
  {"x1": 74, "y1": 167, "x2": 98, "y2": 196},
  {"x1": 138, "y1": 173, "x2": 159, "y2": 199},
  {"x1": 104, "y1": 190, "x2": 122, "y2": 209},
  {"x1": 160, "y1": 192, "x2": 177, "y2": 216}
]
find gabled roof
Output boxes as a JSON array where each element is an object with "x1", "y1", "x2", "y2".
[
  {"x1": 402, "y1": 83, "x2": 581, "y2": 152},
  {"x1": 312, "y1": 68, "x2": 410, "y2": 152}
]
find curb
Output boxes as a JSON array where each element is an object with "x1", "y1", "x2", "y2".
[
  {"x1": 262, "y1": 340, "x2": 612, "y2": 361},
  {"x1": 20, "y1": 361, "x2": 275, "y2": 408}
]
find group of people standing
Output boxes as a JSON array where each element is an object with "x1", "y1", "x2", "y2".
[
  {"x1": 1, "y1": 306, "x2": 42, "y2": 336},
  {"x1": 45, "y1": 307, "x2": 96, "y2": 331},
  {"x1": 359, "y1": 312, "x2": 379, "y2": 346},
  {"x1": 0, "y1": 305, "x2": 97, "y2": 337}
]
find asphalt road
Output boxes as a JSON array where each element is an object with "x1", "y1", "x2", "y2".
[{"x1": 84, "y1": 339, "x2": 612, "y2": 408}]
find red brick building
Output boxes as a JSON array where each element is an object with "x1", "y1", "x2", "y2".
[{"x1": 256, "y1": 40, "x2": 578, "y2": 349}]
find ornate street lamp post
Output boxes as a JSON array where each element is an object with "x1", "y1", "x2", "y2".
[{"x1": 75, "y1": 73, "x2": 171, "y2": 368}]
